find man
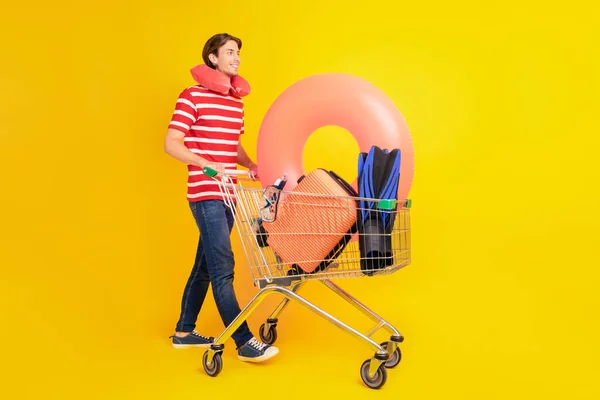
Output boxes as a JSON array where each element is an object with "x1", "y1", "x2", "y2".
[{"x1": 164, "y1": 33, "x2": 278, "y2": 363}]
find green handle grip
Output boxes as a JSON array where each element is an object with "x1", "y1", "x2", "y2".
[
  {"x1": 377, "y1": 199, "x2": 412, "y2": 209},
  {"x1": 377, "y1": 199, "x2": 397, "y2": 210},
  {"x1": 203, "y1": 167, "x2": 218, "y2": 177}
]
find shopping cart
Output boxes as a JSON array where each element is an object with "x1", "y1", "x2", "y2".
[{"x1": 200, "y1": 168, "x2": 412, "y2": 389}]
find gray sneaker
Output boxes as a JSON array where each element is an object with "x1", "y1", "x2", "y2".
[{"x1": 170, "y1": 330, "x2": 214, "y2": 348}]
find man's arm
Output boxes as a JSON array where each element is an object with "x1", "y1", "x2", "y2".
[
  {"x1": 164, "y1": 129, "x2": 226, "y2": 174},
  {"x1": 165, "y1": 89, "x2": 205, "y2": 167},
  {"x1": 164, "y1": 89, "x2": 225, "y2": 174},
  {"x1": 237, "y1": 140, "x2": 257, "y2": 170},
  {"x1": 164, "y1": 128, "x2": 205, "y2": 167},
  {"x1": 237, "y1": 109, "x2": 257, "y2": 171}
]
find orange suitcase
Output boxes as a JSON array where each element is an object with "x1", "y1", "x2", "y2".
[{"x1": 262, "y1": 169, "x2": 358, "y2": 274}]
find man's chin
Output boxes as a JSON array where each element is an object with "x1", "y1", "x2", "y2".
[{"x1": 228, "y1": 67, "x2": 239, "y2": 76}]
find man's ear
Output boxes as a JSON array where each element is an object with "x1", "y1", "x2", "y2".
[{"x1": 208, "y1": 54, "x2": 218, "y2": 66}]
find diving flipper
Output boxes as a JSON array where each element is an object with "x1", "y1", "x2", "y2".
[
  {"x1": 357, "y1": 145, "x2": 402, "y2": 275},
  {"x1": 379, "y1": 148, "x2": 401, "y2": 233}
]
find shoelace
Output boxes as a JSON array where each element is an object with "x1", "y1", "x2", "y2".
[
  {"x1": 190, "y1": 330, "x2": 211, "y2": 340},
  {"x1": 247, "y1": 338, "x2": 267, "y2": 351}
]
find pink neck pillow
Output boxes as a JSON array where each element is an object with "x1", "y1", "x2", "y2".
[{"x1": 190, "y1": 64, "x2": 251, "y2": 98}]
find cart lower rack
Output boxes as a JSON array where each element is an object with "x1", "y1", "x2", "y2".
[{"x1": 200, "y1": 169, "x2": 412, "y2": 389}]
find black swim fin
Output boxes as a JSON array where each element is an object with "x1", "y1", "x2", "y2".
[{"x1": 357, "y1": 146, "x2": 401, "y2": 275}]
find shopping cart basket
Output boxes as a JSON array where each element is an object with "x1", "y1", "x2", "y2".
[{"x1": 200, "y1": 168, "x2": 412, "y2": 389}]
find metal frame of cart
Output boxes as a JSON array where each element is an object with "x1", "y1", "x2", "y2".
[{"x1": 200, "y1": 169, "x2": 412, "y2": 389}]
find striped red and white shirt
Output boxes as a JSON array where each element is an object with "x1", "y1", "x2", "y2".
[{"x1": 168, "y1": 85, "x2": 244, "y2": 202}]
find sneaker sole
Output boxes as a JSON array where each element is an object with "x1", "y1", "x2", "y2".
[
  {"x1": 238, "y1": 348, "x2": 279, "y2": 363},
  {"x1": 172, "y1": 343, "x2": 213, "y2": 349}
]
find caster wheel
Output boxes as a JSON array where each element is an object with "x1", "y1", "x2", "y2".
[
  {"x1": 381, "y1": 341, "x2": 402, "y2": 368},
  {"x1": 202, "y1": 351, "x2": 223, "y2": 377},
  {"x1": 259, "y1": 323, "x2": 278, "y2": 345},
  {"x1": 360, "y1": 359, "x2": 388, "y2": 389}
]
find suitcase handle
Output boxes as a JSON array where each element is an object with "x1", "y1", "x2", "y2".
[
  {"x1": 327, "y1": 170, "x2": 358, "y2": 197},
  {"x1": 296, "y1": 169, "x2": 358, "y2": 197}
]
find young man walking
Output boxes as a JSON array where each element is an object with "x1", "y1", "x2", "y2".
[{"x1": 164, "y1": 33, "x2": 278, "y2": 362}]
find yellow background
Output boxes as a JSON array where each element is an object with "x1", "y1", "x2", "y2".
[{"x1": 1, "y1": 1, "x2": 599, "y2": 399}]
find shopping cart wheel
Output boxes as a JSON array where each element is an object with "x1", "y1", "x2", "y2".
[
  {"x1": 380, "y1": 341, "x2": 402, "y2": 368},
  {"x1": 360, "y1": 359, "x2": 388, "y2": 389},
  {"x1": 202, "y1": 351, "x2": 223, "y2": 377},
  {"x1": 259, "y1": 323, "x2": 278, "y2": 345}
]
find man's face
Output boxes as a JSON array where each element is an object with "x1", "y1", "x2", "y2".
[{"x1": 211, "y1": 40, "x2": 240, "y2": 77}]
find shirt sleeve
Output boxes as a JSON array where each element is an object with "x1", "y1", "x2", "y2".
[{"x1": 168, "y1": 88, "x2": 197, "y2": 136}]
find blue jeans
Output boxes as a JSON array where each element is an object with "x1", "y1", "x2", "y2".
[{"x1": 175, "y1": 200, "x2": 253, "y2": 348}]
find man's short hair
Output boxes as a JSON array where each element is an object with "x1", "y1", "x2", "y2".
[{"x1": 202, "y1": 33, "x2": 242, "y2": 69}]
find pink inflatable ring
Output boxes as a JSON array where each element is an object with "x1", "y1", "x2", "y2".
[{"x1": 257, "y1": 73, "x2": 414, "y2": 203}]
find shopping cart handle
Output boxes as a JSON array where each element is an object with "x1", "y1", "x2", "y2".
[{"x1": 203, "y1": 167, "x2": 254, "y2": 178}]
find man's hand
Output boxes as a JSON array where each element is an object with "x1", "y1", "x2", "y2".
[
  {"x1": 248, "y1": 162, "x2": 259, "y2": 180},
  {"x1": 203, "y1": 161, "x2": 226, "y2": 176}
]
